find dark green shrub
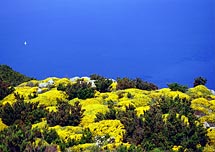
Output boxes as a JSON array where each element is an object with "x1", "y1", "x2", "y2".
[
  {"x1": 90, "y1": 74, "x2": 113, "y2": 93},
  {"x1": 116, "y1": 144, "x2": 143, "y2": 152},
  {"x1": 0, "y1": 80, "x2": 14, "y2": 100},
  {"x1": 116, "y1": 77, "x2": 136, "y2": 90},
  {"x1": 0, "y1": 93, "x2": 47, "y2": 126},
  {"x1": 0, "y1": 64, "x2": 34, "y2": 87},
  {"x1": 60, "y1": 81, "x2": 95, "y2": 100},
  {"x1": 134, "y1": 78, "x2": 158, "y2": 91},
  {"x1": 0, "y1": 124, "x2": 43, "y2": 152},
  {"x1": 111, "y1": 97, "x2": 208, "y2": 151},
  {"x1": 90, "y1": 74, "x2": 103, "y2": 80},
  {"x1": 167, "y1": 83, "x2": 188, "y2": 93},
  {"x1": 79, "y1": 128, "x2": 93, "y2": 144},
  {"x1": 116, "y1": 77, "x2": 158, "y2": 90},
  {"x1": 46, "y1": 100, "x2": 85, "y2": 127},
  {"x1": 95, "y1": 100, "x2": 117, "y2": 122},
  {"x1": 193, "y1": 77, "x2": 207, "y2": 87}
]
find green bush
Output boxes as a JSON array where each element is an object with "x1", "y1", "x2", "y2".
[
  {"x1": 193, "y1": 76, "x2": 207, "y2": 87},
  {"x1": 95, "y1": 78, "x2": 113, "y2": 93},
  {"x1": 46, "y1": 100, "x2": 85, "y2": 127},
  {"x1": 0, "y1": 93, "x2": 47, "y2": 126},
  {"x1": 167, "y1": 83, "x2": 188, "y2": 93},
  {"x1": 0, "y1": 64, "x2": 34, "y2": 87},
  {"x1": 0, "y1": 124, "x2": 44, "y2": 152},
  {"x1": 95, "y1": 100, "x2": 117, "y2": 122},
  {"x1": 116, "y1": 77, "x2": 158, "y2": 90},
  {"x1": 0, "y1": 80, "x2": 14, "y2": 100},
  {"x1": 116, "y1": 77, "x2": 136, "y2": 90},
  {"x1": 58, "y1": 80, "x2": 95, "y2": 100},
  {"x1": 134, "y1": 78, "x2": 158, "y2": 91}
]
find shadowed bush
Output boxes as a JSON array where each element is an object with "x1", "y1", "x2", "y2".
[
  {"x1": 0, "y1": 80, "x2": 14, "y2": 100},
  {"x1": 116, "y1": 77, "x2": 158, "y2": 91},
  {"x1": 0, "y1": 93, "x2": 47, "y2": 126},
  {"x1": 194, "y1": 76, "x2": 207, "y2": 87},
  {"x1": 46, "y1": 100, "x2": 85, "y2": 127},
  {"x1": 167, "y1": 83, "x2": 188, "y2": 93},
  {"x1": 58, "y1": 80, "x2": 95, "y2": 100},
  {"x1": 90, "y1": 74, "x2": 113, "y2": 93}
]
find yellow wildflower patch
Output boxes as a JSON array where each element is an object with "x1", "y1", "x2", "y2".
[
  {"x1": 30, "y1": 88, "x2": 68, "y2": 106},
  {"x1": 0, "y1": 118, "x2": 7, "y2": 131},
  {"x1": 87, "y1": 120, "x2": 125, "y2": 143},
  {"x1": 187, "y1": 85, "x2": 212, "y2": 99},
  {"x1": 135, "y1": 106, "x2": 150, "y2": 117},
  {"x1": 50, "y1": 125, "x2": 83, "y2": 142},
  {"x1": 68, "y1": 143, "x2": 96, "y2": 152},
  {"x1": 81, "y1": 104, "x2": 108, "y2": 126},
  {"x1": 172, "y1": 145, "x2": 182, "y2": 151}
]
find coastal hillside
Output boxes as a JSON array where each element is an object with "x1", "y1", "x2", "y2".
[{"x1": 0, "y1": 67, "x2": 214, "y2": 151}]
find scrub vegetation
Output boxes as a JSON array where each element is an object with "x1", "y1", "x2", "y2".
[{"x1": 0, "y1": 65, "x2": 214, "y2": 151}]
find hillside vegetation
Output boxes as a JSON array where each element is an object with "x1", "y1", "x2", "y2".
[{"x1": 0, "y1": 66, "x2": 214, "y2": 151}]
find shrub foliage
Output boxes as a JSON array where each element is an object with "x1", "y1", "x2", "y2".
[
  {"x1": 90, "y1": 74, "x2": 113, "y2": 93},
  {"x1": 0, "y1": 64, "x2": 34, "y2": 87},
  {"x1": 57, "y1": 80, "x2": 95, "y2": 100},
  {"x1": 116, "y1": 77, "x2": 158, "y2": 91},
  {"x1": 46, "y1": 100, "x2": 85, "y2": 127},
  {"x1": 0, "y1": 93, "x2": 47, "y2": 126},
  {"x1": 194, "y1": 76, "x2": 207, "y2": 87},
  {"x1": 167, "y1": 82, "x2": 188, "y2": 93},
  {"x1": 0, "y1": 80, "x2": 14, "y2": 100}
]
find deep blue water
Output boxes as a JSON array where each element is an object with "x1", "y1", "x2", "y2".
[{"x1": 0, "y1": 0, "x2": 214, "y2": 89}]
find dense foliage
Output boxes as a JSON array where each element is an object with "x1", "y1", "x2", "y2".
[
  {"x1": 95, "y1": 97, "x2": 209, "y2": 151},
  {"x1": 46, "y1": 100, "x2": 85, "y2": 126},
  {"x1": 0, "y1": 93, "x2": 47, "y2": 126},
  {"x1": 0, "y1": 64, "x2": 34, "y2": 87},
  {"x1": 90, "y1": 74, "x2": 113, "y2": 93},
  {"x1": 167, "y1": 82, "x2": 188, "y2": 93},
  {"x1": 194, "y1": 77, "x2": 207, "y2": 87},
  {"x1": 0, "y1": 80, "x2": 14, "y2": 100},
  {"x1": 117, "y1": 77, "x2": 158, "y2": 91},
  {"x1": 57, "y1": 80, "x2": 95, "y2": 100}
]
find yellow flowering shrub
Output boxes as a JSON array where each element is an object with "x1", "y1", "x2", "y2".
[
  {"x1": 172, "y1": 145, "x2": 182, "y2": 151},
  {"x1": 79, "y1": 98, "x2": 103, "y2": 107},
  {"x1": 203, "y1": 129, "x2": 215, "y2": 152},
  {"x1": 46, "y1": 106, "x2": 57, "y2": 112},
  {"x1": 81, "y1": 104, "x2": 108, "y2": 126},
  {"x1": 199, "y1": 114, "x2": 215, "y2": 124},
  {"x1": 135, "y1": 106, "x2": 150, "y2": 117},
  {"x1": 124, "y1": 88, "x2": 148, "y2": 95},
  {"x1": 162, "y1": 114, "x2": 189, "y2": 126},
  {"x1": 110, "y1": 82, "x2": 117, "y2": 91},
  {"x1": 18, "y1": 79, "x2": 39, "y2": 87},
  {"x1": 32, "y1": 120, "x2": 47, "y2": 130},
  {"x1": 50, "y1": 125, "x2": 83, "y2": 142},
  {"x1": 130, "y1": 94, "x2": 151, "y2": 107},
  {"x1": 0, "y1": 118, "x2": 7, "y2": 131},
  {"x1": 68, "y1": 143, "x2": 96, "y2": 152},
  {"x1": 187, "y1": 85, "x2": 212, "y2": 99},
  {"x1": 192, "y1": 98, "x2": 210, "y2": 107},
  {"x1": 1, "y1": 86, "x2": 38, "y2": 105},
  {"x1": 102, "y1": 92, "x2": 119, "y2": 103},
  {"x1": 116, "y1": 100, "x2": 135, "y2": 110},
  {"x1": 148, "y1": 92, "x2": 163, "y2": 101},
  {"x1": 54, "y1": 78, "x2": 72, "y2": 87},
  {"x1": 30, "y1": 88, "x2": 68, "y2": 106},
  {"x1": 102, "y1": 143, "x2": 130, "y2": 151},
  {"x1": 191, "y1": 98, "x2": 213, "y2": 117},
  {"x1": 87, "y1": 120, "x2": 125, "y2": 143},
  {"x1": 165, "y1": 91, "x2": 190, "y2": 100}
]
